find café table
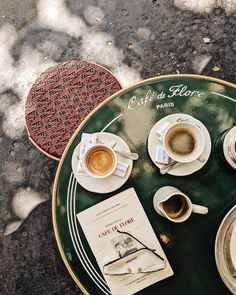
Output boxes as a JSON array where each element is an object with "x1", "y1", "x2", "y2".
[
  {"x1": 53, "y1": 74, "x2": 236, "y2": 295},
  {"x1": 1, "y1": 1, "x2": 236, "y2": 294}
]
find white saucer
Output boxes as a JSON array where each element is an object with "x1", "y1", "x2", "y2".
[
  {"x1": 71, "y1": 132, "x2": 133, "y2": 194},
  {"x1": 147, "y1": 113, "x2": 212, "y2": 176}
]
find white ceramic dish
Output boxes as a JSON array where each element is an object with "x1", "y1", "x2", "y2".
[
  {"x1": 147, "y1": 113, "x2": 211, "y2": 176},
  {"x1": 71, "y1": 132, "x2": 133, "y2": 193}
]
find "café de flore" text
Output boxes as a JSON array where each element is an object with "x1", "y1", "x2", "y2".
[{"x1": 127, "y1": 84, "x2": 205, "y2": 111}]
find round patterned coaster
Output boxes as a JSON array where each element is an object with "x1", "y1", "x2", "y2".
[{"x1": 25, "y1": 60, "x2": 122, "y2": 160}]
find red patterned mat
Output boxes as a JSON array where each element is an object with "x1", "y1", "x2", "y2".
[{"x1": 25, "y1": 60, "x2": 122, "y2": 160}]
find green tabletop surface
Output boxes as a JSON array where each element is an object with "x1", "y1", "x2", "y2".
[{"x1": 53, "y1": 74, "x2": 236, "y2": 295}]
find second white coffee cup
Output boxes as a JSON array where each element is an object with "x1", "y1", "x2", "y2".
[{"x1": 158, "y1": 121, "x2": 205, "y2": 163}]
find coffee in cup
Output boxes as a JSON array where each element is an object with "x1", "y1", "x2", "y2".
[
  {"x1": 166, "y1": 127, "x2": 195, "y2": 156},
  {"x1": 162, "y1": 194, "x2": 188, "y2": 219},
  {"x1": 83, "y1": 144, "x2": 117, "y2": 178},
  {"x1": 159, "y1": 121, "x2": 205, "y2": 163}
]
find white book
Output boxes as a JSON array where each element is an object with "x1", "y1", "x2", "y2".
[{"x1": 77, "y1": 188, "x2": 174, "y2": 295}]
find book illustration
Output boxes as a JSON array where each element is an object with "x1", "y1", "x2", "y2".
[{"x1": 111, "y1": 232, "x2": 137, "y2": 258}]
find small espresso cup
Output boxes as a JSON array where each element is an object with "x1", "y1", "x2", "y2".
[
  {"x1": 157, "y1": 121, "x2": 205, "y2": 163},
  {"x1": 83, "y1": 144, "x2": 117, "y2": 178},
  {"x1": 153, "y1": 186, "x2": 208, "y2": 223}
]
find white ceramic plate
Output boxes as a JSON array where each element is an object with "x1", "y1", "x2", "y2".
[
  {"x1": 147, "y1": 113, "x2": 211, "y2": 176},
  {"x1": 71, "y1": 132, "x2": 133, "y2": 194},
  {"x1": 215, "y1": 205, "x2": 236, "y2": 294}
]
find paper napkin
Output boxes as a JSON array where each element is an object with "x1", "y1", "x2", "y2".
[{"x1": 155, "y1": 146, "x2": 169, "y2": 164}]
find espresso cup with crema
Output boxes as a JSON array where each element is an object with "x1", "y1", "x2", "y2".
[
  {"x1": 83, "y1": 144, "x2": 117, "y2": 178},
  {"x1": 158, "y1": 121, "x2": 205, "y2": 163}
]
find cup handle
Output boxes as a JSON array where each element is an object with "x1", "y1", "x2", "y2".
[
  {"x1": 192, "y1": 204, "x2": 208, "y2": 215},
  {"x1": 156, "y1": 121, "x2": 170, "y2": 142}
]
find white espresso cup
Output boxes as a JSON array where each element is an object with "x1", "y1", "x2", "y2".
[
  {"x1": 153, "y1": 186, "x2": 208, "y2": 223},
  {"x1": 157, "y1": 121, "x2": 205, "y2": 163},
  {"x1": 83, "y1": 144, "x2": 117, "y2": 179}
]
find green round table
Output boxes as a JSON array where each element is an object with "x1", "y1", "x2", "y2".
[{"x1": 53, "y1": 74, "x2": 236, "y2": 295}]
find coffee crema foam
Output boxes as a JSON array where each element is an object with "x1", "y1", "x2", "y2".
[
  {"x1": 86, "y1": 147, "x2": 115, "y2": 176},
  {"x1": 167, "y1": 127, "x2": 195, "y2": 156}
]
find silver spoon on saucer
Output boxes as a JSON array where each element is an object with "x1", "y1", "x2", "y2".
[
  {"x1": 99, "y1": 139, "x2": 139, "y2": 160},
  {"x1": 159, "y1": 161, "x2": 178, "y2": 175},
  {"x1": 159, "y1": 155, "x2": 206, "y2": 175},
  {"x1": 113, "y1": 148, "x2": 139, "y2": 160}
]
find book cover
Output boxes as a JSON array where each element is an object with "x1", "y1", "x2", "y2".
[{"x1": 77, "y1": 188, "x2": 173, "y2": 295}]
